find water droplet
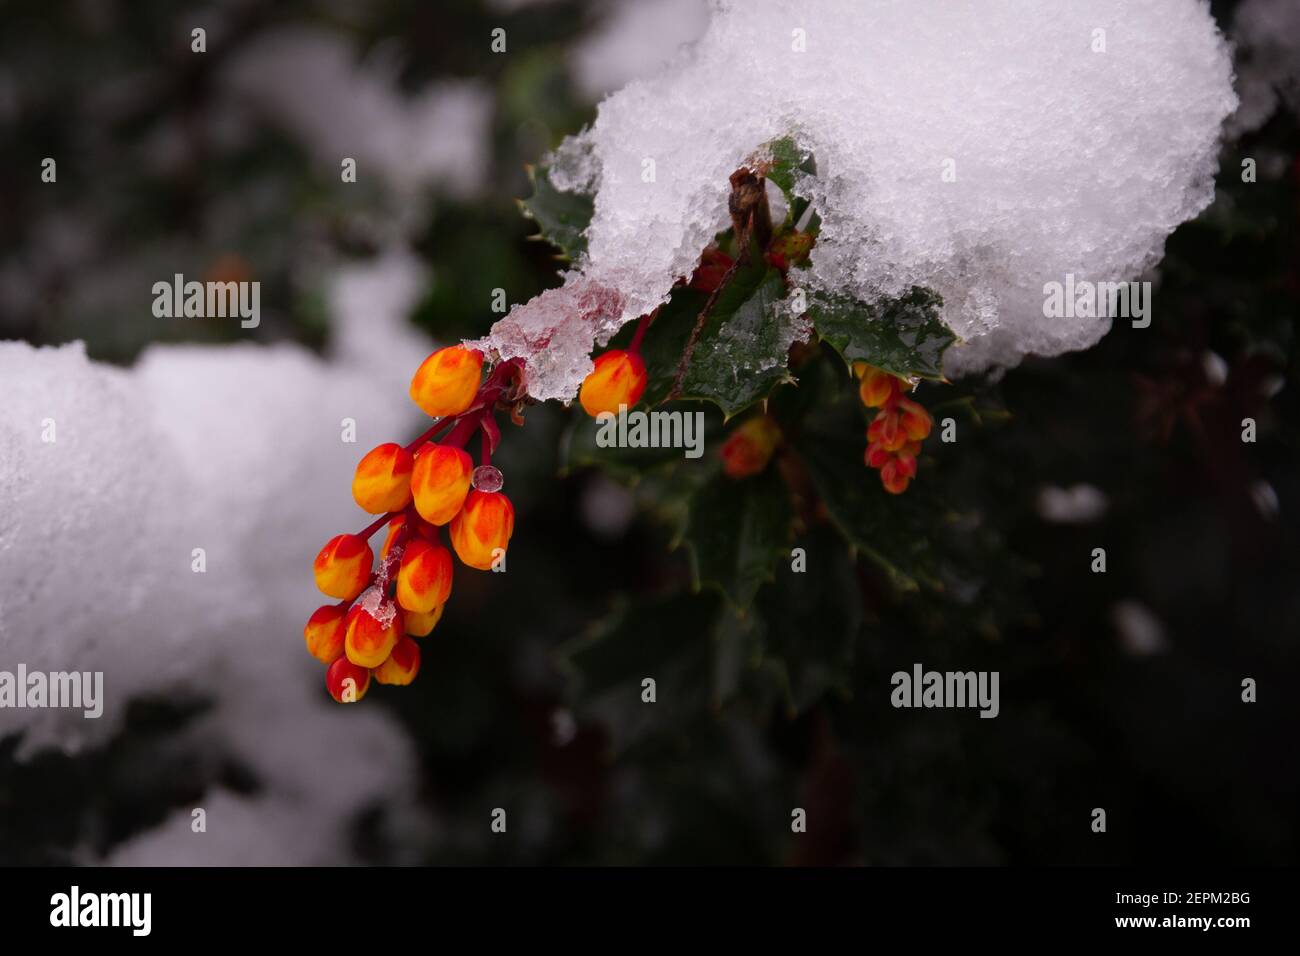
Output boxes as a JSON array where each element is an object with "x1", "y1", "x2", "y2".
[{"x1": 472, "y1": 465, "x2": 503, "y2": 493}]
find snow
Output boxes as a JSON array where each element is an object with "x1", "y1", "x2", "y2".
[
  {"x1": 357, "y1": 585, "x2": 398, "y2": 629},
  {"x1": 0, "y1": 250, "x2": 431, "y2": 864},
  {"x1": 476, "y1": 278, "x2": 626, "y2": 403},
  {"x1": 1227, "y1": 0, "x2": 1300, "y2": 137},
  {"x1": 221, "y1": 25, "x2": 493, "y2": 200},
  {"x1": 1112, "y1": 601, "x2": 1169, "y2": 657},
  {"x1": 1035, "y1": 485, "x2": 1109, "y2": 525},
  {"x1": 571, "y1": 0, "x2": 712, "y2": 99},
  {"x1": 480, "y1": 0, "x2": 1236, "y2": 401}
]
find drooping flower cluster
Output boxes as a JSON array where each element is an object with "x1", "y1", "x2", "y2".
[
  {"x1": 306, "y1": 345, "x2": 520, "y2": 702},
  {"x1": 856, "y1": 363, "x2": 933, "y2": 495}
]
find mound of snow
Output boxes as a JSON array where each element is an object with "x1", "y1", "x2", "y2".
[
  {"x1": 480, "y1": 0, "x2": 1236, "y2": 400},
  {"x1": 0, "y1": 251, "x2": 430, "y2": 864}
]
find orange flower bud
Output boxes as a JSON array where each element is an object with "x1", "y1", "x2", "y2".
[
  {"x1": 411, "y1": 443, "x2": 474, "y2": 526},
  {"x1": 396, "y1": 538, "x2": 453, "y2": 613},
  {"x1": 892, "y1": 446, "x2": 918, "y2": 480},
  {"x1": 721, "y1": 415, "x2": 782, "y2": 479},
  {"x1": 409, "y1": 345, "x2": 484, "y2": 418},
  {"x1": 864, "y1": 440, "x2": 892, "y2": 469},
  {"x1": 896, "y1": 397, "x2": 933, "y2": 441},
  {"x1": 380, "y1": 514, "x2": 407, "y2": 560},
  {"x1": 858, "y1": 366, "x2": 900, "y2": 408},
  {"x1": 880, "y1": 458, "x2": 912, "y2": 495},
  {"x1": 344, "y1": 602, "x2": 403, "y2": 668},
  {"x1": 313, "y1": 534, "x2": 373, "y2": 600},
  {"x1": 404, "y1": 604, "x2": 444, "y2": 637},
  {"x1": 450, "y1": 490, "x2": 514, "y2": 571},
  {"x1": 381, "y1": 513, "x2": 438, "y2": 559},
  {"x1": 578, "y1": 350, "x2": 647, "y2": 417},
  {"x1": 326, "y1": 656, "x2": 371, "y2": 703},
  {"x1": 373, "y1": 637, "x2": 421, "y2": 686},
  {"x1": 351, "y1": 442, "x2": 414, "y2": 515},
  {"x1": 867, "y1": 410, "x2": 908, "y2": 453},
  {"x1": 304, "y1": 604, "x2": 347, "y2": 664}
]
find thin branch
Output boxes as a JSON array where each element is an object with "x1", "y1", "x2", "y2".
[
  {"x1": 667, "y1": 255, "x2": 744, "y2": 401},
  {"x1": 667, "y1": 167, "x2": 774, "y2": 401}
]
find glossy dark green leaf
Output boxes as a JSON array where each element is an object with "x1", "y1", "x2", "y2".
[
  {"x1": 795, "y1": 404, "x2": 943, "y2": 593},
  {"x1": 683, "y1": 465, "x2": 794, "y2": 609},
  {"x1": 517, "y1": 162, "x2": 593, "y2": 261},
  {"x1": 636, "y1": 255, "x2": 796, "y2": 418},
  {"x1": 809, "y1": 286, "x2": 955, "y2": 381},
  {"x1": 635, "y1": 286, "x2": 711, "y2": 406},
  {"x1": 684, "y1": 271, "x2": 798, "y2": 417}
]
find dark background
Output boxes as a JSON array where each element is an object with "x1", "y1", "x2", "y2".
[{"x1": 1, "y1": 0, "x2": 1297, "y2": 865}]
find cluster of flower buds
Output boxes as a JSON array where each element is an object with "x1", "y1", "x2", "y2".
[
  {"x1": 721, "y1": 414, "x2": 782, "y2": 479},
  {"x1": 306, "y1": 345, "x2": 521, "y2": 702},
  {"x1": 855, "y1": 362, "x2": 932, "y2": 494}
]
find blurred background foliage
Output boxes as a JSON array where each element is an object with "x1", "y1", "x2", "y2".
[{"x1": 1, "y1": 0, "x2": 1297, "y2": 865}]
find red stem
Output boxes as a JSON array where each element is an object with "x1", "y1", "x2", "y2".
[
  {"x1": 403, "y1": 417, "x2": 458, "y2": 453},
  {"x1": 357, "y1": 512, "x2": 396, "y2": 540},
  {"x1": 441, "y1": 412, "x2": 484, "y2": 449},
  {"x1": 629, "y1": 310, "x2": 655, "y2": 353},
  {"x1": 438, "y1": 357, "x2": 524, "y2": 450}
]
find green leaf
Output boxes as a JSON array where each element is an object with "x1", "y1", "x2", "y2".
[
  {"x1": 517, "y1": 162, "x2": 593, "y2": 261},
  {"x1": 760, "y1": 136, "x2": 816, "y2": 223},
  {"x1": 682, "y1": 465, "x2": 794, "y2": 609},
  {"x1": 633, "y1": 285, "x2": 710, "y2": 406},
  {"x1": 638, "y1": 266, "x2": 797, "y2": 418},
  {"x1": 808, "y1": 287, "x2": 956, "y2": 381},
  {"x1": 795, "y1": 404, "x2": 943, "y2": 593},
  {"x1": 680, "y1": 270, "x2": 797, "y2": 417}
]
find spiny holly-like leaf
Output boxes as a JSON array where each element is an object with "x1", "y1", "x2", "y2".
[
  {"x1": 638, "y1": 264, "x2": 797, "y2": 418},
  {"x1": 518, "y1": 162, "x2": 593, "y2": 261},
  {"x1": 795, "y1": 404, "x2": 943, "y2": 593},
  {"x1": 809, "y1": 286, "x2": 956, "y2": 381},
  {"x1": 682, "y1": 465, "x2": 794, "y2": 609},
  {"x1": 678, "y1": 270, "x2": 797, "y2": 418},
  {"x1": 631, "y1": 285, "x2": 710, "y2": 406}
]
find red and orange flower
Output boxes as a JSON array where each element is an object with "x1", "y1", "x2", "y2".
[
  {"x1": 721, "y1": 415, "x2": 782, "y2": 479},
  {"x1": 855, "y1": 363, "x2": 933, "y2": 495}
]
